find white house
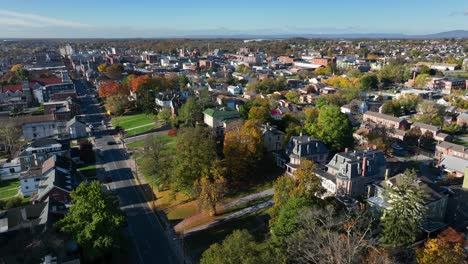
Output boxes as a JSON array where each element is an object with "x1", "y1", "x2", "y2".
[
  {"x1": 227, "y1": 85, "x2": 243, "y2": 95},
  {"x1": 0, "y1": 159, "x2": 21, "y2": 180}
]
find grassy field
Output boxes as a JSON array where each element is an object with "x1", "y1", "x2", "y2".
[
  {"x1": 111, "y1": 113, "x2": 157, "y2": 136},
  {"x1": 184, "y1": 208, "x2": 270, "y2": 261},
  {"x1": 127, "y1": 135, "x2": 176, "y2": 151},
  {"x1": 0, "y1": 179, "x2": 20, "y2": 199}
]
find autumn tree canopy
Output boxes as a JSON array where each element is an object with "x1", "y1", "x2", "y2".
[{"x1": 98, "y1": 80, "x2": 130, "y2": 98}]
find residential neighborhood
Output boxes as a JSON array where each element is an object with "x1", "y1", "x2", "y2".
[{"x1": 0, "y1": 2, "x2": 468, "y2": 264}]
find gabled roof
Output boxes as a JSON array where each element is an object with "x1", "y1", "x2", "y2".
[
  {"x1": 203, "y1": 108, "x2": 240, "y2": 118},
  {"x1": 440, "y1": 155, "x2": 468, "y2": 173},
  {"x1": 37, "y1": 168, "x2": 73, "y2": 201},
  {"x1": 41, "y1": 155, "x2": 70, "y2": 175},
  {"x1": 363, "y1": 111, "x2": 402, "y2": 123},
  {"x1": 1, "y1": 84, "x2": 23, "y2": 93},
  {"x1": 31, "y1": 77, "x2": 62, "y2": 86},
  {"x1": 412, "y1": 122, "x2": 440, "y2": 132}
]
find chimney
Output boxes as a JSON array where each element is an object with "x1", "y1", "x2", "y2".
[
  {"x1": 345, "y1": 147, "x2": 348, "y2": 153},
  {"x1": 362, "y1": 157, "x2": 367, "y2": 176},
  {"x1": 372, "y1": 145, "x2": 377, "y2": 150},
  {"x1": 385, "y1": 169, "x2": 389, "y2": 180}
]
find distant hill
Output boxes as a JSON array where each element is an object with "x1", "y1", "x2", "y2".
[{"x1": 184, "y1": 30, "x2": 468, "y2": 39}]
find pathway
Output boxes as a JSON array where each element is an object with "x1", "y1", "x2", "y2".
[
  {"x1": 124, "y1": 122, "x2": 154, "y2": 131},
  {"x1": 175, "y1": 188, "x2": 274, "y2": 234},
  {"x1": 183, "y1": 199, "x2": 274, "y2": 236}
]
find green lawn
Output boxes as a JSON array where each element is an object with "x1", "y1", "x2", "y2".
[
  {"x1": 111, "y1": 113, "x2": 156, "y2": 133},
  {"x1": 77, "y1": 164, "x2": 97, "y2": 178},
  {"x1": 127, "y1": 135, "x2": 176, "y2": 150},
  {"x1": 0, "y1": 179, "x2": 20, "y2": 199}
]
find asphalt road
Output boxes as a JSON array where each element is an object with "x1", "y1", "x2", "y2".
[{"x1": 78, "y1": 83, "x2": 180, "y2": 264}]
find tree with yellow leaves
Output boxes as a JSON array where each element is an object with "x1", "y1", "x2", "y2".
[
  {"x1": 223, "y1": 120, "x2": 263, "y2": 182},
  {"x1": 195, "y1": 161, "x2": 227, "y2": 216},
  {"x1": 416, "y1": 227, "x2": 466, "y2": 264},
  {"x1": 97, "y1": 63, "x2": 107, "y2": 73}
]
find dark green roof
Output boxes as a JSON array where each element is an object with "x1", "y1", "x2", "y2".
[{"x1": 203, "y1": 108, "x2": 240, "y2": 118}]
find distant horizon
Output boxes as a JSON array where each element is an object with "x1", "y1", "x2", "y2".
[
  {"x1": 1, "y1": 29, "x2": 467, "y2": 40},
  {"x1": 1, "y1": 0, "x2": 467, "y2": 38}
]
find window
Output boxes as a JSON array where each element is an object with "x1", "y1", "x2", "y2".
[
  {"x1": 9, "y1": 168, "x2": 15, "y2": 173},
  {"x1": 24, "y1": 179, "x2": 28, "y2": 182}
]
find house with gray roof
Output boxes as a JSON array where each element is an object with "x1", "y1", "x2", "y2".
[
  {"x1": 367, "y1": 174, "x2": 448, "y2": 233},
  {"x1": 278, "y1": 135, "x2": 329, "y2": 176},
  {"x1": 260, "y1": 124, "x2": 285, "y2": 152},
  {"x1": 66, "y1": 117, "x2": 88, "y2": 139},
  {"x1": 439, "y1": 155, "x2": 468, "y2": 177},
  {"x1": 17, "y1": 138, "x2": 68, "y2": 170},
  {"x1": 326, "y1": 149, "x2": 386, "y2": 198}
]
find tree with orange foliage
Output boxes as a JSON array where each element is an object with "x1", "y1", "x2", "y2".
[
  {"x1": 98, "y1": 80, "x2": 129, "y2": 98},
  {"x1": 130, "y1": 75, "x2": 151, "y2": 92},
  {"x1": 416, "y1": 227, "x2": 466, "y2": 264}
]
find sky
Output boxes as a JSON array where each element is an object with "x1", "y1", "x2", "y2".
[{"x1": 0, "y1": 0, "x2": 467, "y2": 38}]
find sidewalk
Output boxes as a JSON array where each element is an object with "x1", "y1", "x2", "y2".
[
  {"x1": 122, "y1": 138, "x2": 192, "y2": 264},
  {"x1": 174, "y1": 188, "x2": 274, "y2": 236}
]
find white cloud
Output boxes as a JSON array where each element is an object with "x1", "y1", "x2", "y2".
[{"x1": 0, "y1": 10, "x2": 91, "y2": 28}]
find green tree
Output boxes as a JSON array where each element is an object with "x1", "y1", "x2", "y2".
[
  {"x1": 137, "y1": 84, "x2": 156, "y2": 114},
  {"x1": 291, "y1": 159, "x2": 323, "y2": 198},
  {"x1": 172, "y1": 127, "x2": 217, "y2": 196},
  {"x1": 105, "y1": 94, "x2": 130, "y2": 116},
  {"x1": 248, "y1": 106, "x2": 270, "y2": 124},
  {"x1": 308, "y1": 105, "x2": 353, "y2": 152},
  {"x1": 416, "y1": 101, "x2": 446, "y2": 126},
  {"x1": 178, "y1": 74, "x2": 189, "y2": 90},
  {"x1": 176, "y1": 97, "x2": 204, "y2": 127},
  {"x1": 414, "y1": 73, "x2": 431, "y2": 89},
  {"x1": 139, "y1": 136, "x2": 173, "y2": 189},
  {"x1": 270, "y1": 196, "x2": 310, "y2": 245},
  {"x1": 269, "y1": 175, "x2": 296, "y2": 222},
  {"x1": 157, "y1": 108, "x2": 172, "y2": 124},
  {"x1": 378, "y1": 64, "x2": 409, "y2": 85},
  {"x1": 360, "y1": 74, "x2": 379, "y2": 91},
  {"x1": 236, "y1": 64, "x2": 250, "y2": 75},
  {"x1": 201, "y1": 230, "x2": 273, "y2": 264},
  {"x1": 315, "y1": 66, "x2": 333, "y2": 75},
  {"x1": 56, "y1": 181, "x2": 125, "y2": 258},
  {"x1": 380, "y1": 170, "x2": 426, "y2": 247},
  {"x1": 105, "y1": 63, "x2": 124, "y2": 80},
  {"x1": 285, "y1": 91, "x2": 300, "y2": 103}
]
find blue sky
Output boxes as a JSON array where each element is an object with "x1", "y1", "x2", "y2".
[{"x1": 0, "y1": 0, "x2": 467, "y2": 38}]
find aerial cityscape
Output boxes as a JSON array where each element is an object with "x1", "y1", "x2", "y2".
[{"x1": 0, "y1": 1, "x2": 467, "y2": 264}]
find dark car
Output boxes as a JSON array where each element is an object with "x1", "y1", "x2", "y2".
[{"x1": 105, "y1": 175, "x2": 112, "y2": 182}]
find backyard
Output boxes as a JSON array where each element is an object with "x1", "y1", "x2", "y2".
[
  {"x1": 0, "y1": 179, "x2": 20, "y2": 200},
  {"x1": 111, "y1": 113, "x2": 159, "y2": 137}
]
